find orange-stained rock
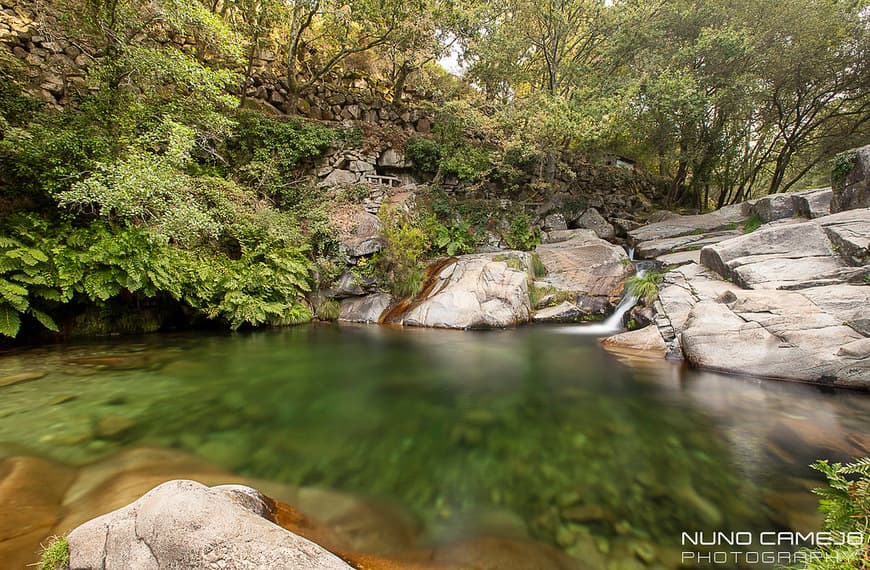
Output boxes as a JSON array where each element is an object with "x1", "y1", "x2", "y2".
[
  {"x1": 294, "y1": 486, "x2": 421, "y2": 555},
  {"x1": 0, "y1": 455, "x2": 77, "y2": 569}
]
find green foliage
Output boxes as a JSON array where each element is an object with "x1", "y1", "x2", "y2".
[
  {"x1": 0, "y1": 234, "x2": 59, "y2": 337},
  {"x1": 37, "y1": 535, "x2": 69, "y2": 570},
  {"x1": 626, "y1": 271, "x2": 663, "y2": 304},
  {"x1": 315, "y1": 298, "x2": 341, "y2": 321},
  {"x1": 0, "y1": 216, "x2": 314, "y2": 337},
  {"x1": 832, "y1": 150, "x2": 858, "y2": 192},
  {"x1": 790, "y1": 458, "x2": 870, "y2": 570},
  {"x1": 440, "y1": 144, "x2": 492, "y2": 182},
  {"x1": 377, "y1": 206, "x2": 431, "y2": 298},
  {"x1": 503, "y1": 214, "x2": 540, "y2": 251},
  {"x1": 743, "y1": 214, "x2": 763, "y2": 233},
  {"x1": 405, "y1": 137, "x2": 441, "y2": 174},
  {"x1": 531, "y1": 254, "x2": 547, "y2": 277},
  {"x1": 227, "y1": 111, "x2": 335, "y2": 207},
  {"x1": 428, "y1": 218, "x2": 477, "y2": 256}
]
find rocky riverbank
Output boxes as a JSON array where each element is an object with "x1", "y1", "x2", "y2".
[{"x1": 603, "y1": 147, "x2": 870, "y2": 389}]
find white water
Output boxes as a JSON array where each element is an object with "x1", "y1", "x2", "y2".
[{"x1": 560, "y1": 269, "x2": 645, "y2": 336}]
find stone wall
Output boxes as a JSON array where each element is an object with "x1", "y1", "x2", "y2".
[{"x1": 0, "y1": 0, "x2": 434, "y2": 132}]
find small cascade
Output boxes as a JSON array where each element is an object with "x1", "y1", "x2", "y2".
[{"x1": 561, "y1": 269, "x2": 646, "y2": 336}]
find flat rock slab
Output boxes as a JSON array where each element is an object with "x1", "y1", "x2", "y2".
[
  {"x1": 681, "y1": 292, "x2": 869, "y2": 389},
  {"x1": 67, "y1": 480, "x2": 353, "y2": 570},
  {"x1": 656, "y1": 250, "x2": 701, "y2": 266},
  {"x1": 400, "y1": 253, "x2": 530, "y2": 329},
  {"x1": 700, "y1": 220, "x2": 844, "y2": 289},
  {"x1": 533, "y1": 301, "x2": 583, "y2": 322},
  {"x1": 635, "y1": 230, "x2": 740, "y2": 259},
  {"x1": 628, "y1": 207, "x2": 745, "y2": 242}
]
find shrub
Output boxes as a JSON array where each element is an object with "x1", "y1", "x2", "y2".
[
  {"x1": 377, "y1": 206, "x2": 431, "y2": 298},
  {"x1": 503, "y1": 214, "x2": 540, "y2": 251},
  {"x1": 405, "y1": 137, "x2": 441, "y2": 174},
  {"x1": 428, "y1": 217, "x2": 477, "y2": 256},
  {"x1": 831, "y1": 150, "x2": 858, "y2": 192},
  {"x1": 440, "y1": 144, "x2": 492, "y2": 182}
]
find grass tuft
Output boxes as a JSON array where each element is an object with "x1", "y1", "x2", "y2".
[{"x1": 36, "y1": 536, "x2": 69, "y2": 570}]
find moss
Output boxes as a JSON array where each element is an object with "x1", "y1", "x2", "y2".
[
  {"x1": 742, "y1": 214, "x2": 763, "y2": 233},
  {"x1": 493, "y1": 254, "x2": 525, "y2": 272},
  {"x1": 37, "y1": 536, "x2": 69, "y2": 570}
]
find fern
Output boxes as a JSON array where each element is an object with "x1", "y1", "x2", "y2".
[
  {"x1": 792, "y1": 458, "x2": 870, "y2": 569},
  {"x1": 0, "y1": 304, "x2": 21, "y2": 337}
]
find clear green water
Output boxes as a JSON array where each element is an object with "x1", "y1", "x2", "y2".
[{"x1": 1, "y1": 323, "x2": 868, "y2": 567}]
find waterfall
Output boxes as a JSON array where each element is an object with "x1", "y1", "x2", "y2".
[{"x1": 561, "y1": 269, "x2": 645, "y2": 336}]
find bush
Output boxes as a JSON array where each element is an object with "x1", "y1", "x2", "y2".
[
  {"x1": 377, "y1": 206, "x2": 431, "y2": 298},
  {"x1": 405, "y1": 137, "x2": 441, "y2": 174},
  {"x1": 440, "y1": 144, "x2": 492, "y2": 182},
  {"x1": 503, "y1": 214, "x2": 540, "y2": 251},
  {"x1": 227, "y1": 111, "x2": 334, "y2": 207},
  {"x1": 428, "y1": 217, "x2": 477, "y2": 256}
]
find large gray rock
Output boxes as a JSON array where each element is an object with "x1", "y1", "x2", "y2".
[
  {"x1": 681, "y1": 291, "x2": 869, "y2": 389},
  {"x1": 319, "y1": 169, "x2": 357, "y2": 187},
  {"x1": 817, "y1": 208, "x2": 870, "y2": 265},
  {"x1": 628, "y1": 207, "x2": 745, "y2": 243},
  {"x1": 832, "y1": 145, "x2": 870, "y2": 213},
  {"x1": 339, "y1": 211, "x2": 383, "y2": 258},
  {"x1": 700, "y1": 220, "x2": 846, "y2": 289},
  {"x1": 339, "y1": 293, "x2": 392, "y2": 323},
  {"x1": 66, "y1": 480, "x2": 353, "y2": 570},
  {"x1": 399, "y1": 254, "x2": 530, "y2": 329},
  {"x1": 574, "y1": 208, "x2": 615, "y2": 240},
  {"x1": 793, "y1": 188, "x2": 833, "y2": 219},
  {"x1": 601, "y1": 325, "x2": 667, "y2": 356},
  {"x1": 535, "y1": 231, "x2": 632, "y2": 316},
  {"x1": 747, "y1": 193, "x2": 796, "y2": 222},
  {"x1": 377, "y1": 148, "x2": 407, "y2": 168}
]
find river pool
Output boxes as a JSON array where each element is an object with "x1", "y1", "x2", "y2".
[{"x1": 1, "y1": 323, "x2": 868, "y2": 568}]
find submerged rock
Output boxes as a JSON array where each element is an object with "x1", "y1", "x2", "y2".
[{"x1": 0, "y1": 371, "x2": 46, "y2": 387}]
